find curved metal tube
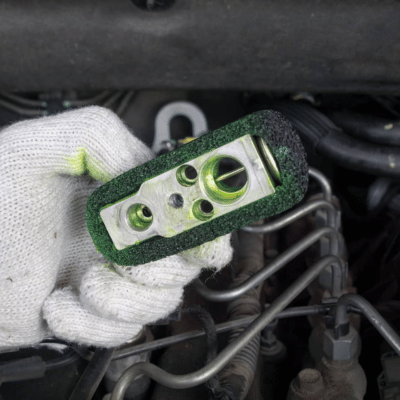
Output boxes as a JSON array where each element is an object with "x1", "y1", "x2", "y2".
[
  {"x1": 241, "y1": 200, "x2": 336, "y2": 233},
  {"x1": 195, "y1": 226, "x2": 342, "y2": 302},
  {"x1": 75, "y1": 305, "x2": 333, "y2": 362},
  {"x1": 110, "y1": 255, "x2": 341, "y2": 399},
  {"x1": 335, "y1": 293, "x2": 400, "y2": 356},
  {"x1": 308, "y1": 167, "x2": 332, "y2": 202}
]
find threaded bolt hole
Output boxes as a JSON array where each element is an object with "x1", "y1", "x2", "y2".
[{"x1": 169, "y1": 194, "x2": 184, "y2": 208}]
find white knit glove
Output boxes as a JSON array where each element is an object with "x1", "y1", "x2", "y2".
[{"x1": 0, "y1": 106, "x2": 232, "y2": 349}]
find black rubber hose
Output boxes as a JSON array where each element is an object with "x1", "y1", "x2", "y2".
[
  {"x1": 328, "y1": 111, "x2": 400, "y2": 147},
  {"x1": 255, "y1": 102, "x2": 400, "y2": 179},
  {"x1": 68, "y1": 347, "x2": 115, "y2": 400},
  {"x1": 181, "y1": 305, "x2": 225, "y2": 397}
]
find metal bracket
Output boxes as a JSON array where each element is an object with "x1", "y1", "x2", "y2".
[{"x1": 152, "y1": 101, "x2": 208, "y2": 154}]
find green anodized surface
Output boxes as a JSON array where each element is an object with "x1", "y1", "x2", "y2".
[
  {"x1": 86, "y1": 110, "x2": 309, "y2": 266},
  {"x1": 200, "y1": 156, "x2": 248, "y2": 203}
]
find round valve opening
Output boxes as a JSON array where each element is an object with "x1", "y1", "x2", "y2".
[
  {"x1": 192, "y1": 199, "x2": 214, "y2": 221},
  {"x1": 200, "y1": 156, "x2": 248, "y2": 204},
  {"x1": 127, "y1": 203, "x2": 153, "y2": 231},
  {"x1": 176, "y1": 164, "x2": 198, "y2": 187}
]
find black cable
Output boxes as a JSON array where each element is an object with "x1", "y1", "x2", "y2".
[
  {"x1": 68, "y1": 347, "x2": 115, "y2": 400},
  {"x1": 182, "y1": 305, "x2": 226, "y2": 399},
  {"x1": 116, "y1": 91, "x2": 135, "y2": 116},
  {"x1": 0, "y1": 98, "x2": 42, "y2": 116},
  {"x1": 371, "y1": 96, "x2": 400, "y2": 118},
  {"x1": 328, "y1": 110, "x2": 400, "y2": 147},
  {"x1": 0, "y1": 91, "x2": 46, "y2": 107}
]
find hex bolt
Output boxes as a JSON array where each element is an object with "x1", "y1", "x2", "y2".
[{"x1": 323, "y1": 326, "x2": 359, "y2": 361}]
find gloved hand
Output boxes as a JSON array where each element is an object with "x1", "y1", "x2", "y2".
[{"x1": 0, "y1": 106, "x2": 232, "y2": 349}]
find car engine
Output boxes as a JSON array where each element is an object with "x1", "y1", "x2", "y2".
[{"x1": 1, "y1": 1, "x2": 400, "y2": 399}]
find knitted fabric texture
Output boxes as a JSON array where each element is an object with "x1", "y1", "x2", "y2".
[{"x1": 0, "y1": 106, "x2": 232, "y2": 348}]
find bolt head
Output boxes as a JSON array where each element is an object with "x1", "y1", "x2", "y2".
[{"x1": 295, "y1": 368, "x2": 324, "y2": 394}]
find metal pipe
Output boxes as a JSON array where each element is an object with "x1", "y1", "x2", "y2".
[
  {"x1": 74, "y1": 305, "x2": 333, "y2": 362},
  {"x1": 195, "y1": 226, "x2": 342, "y2": 302},
  {"x1": 110, "y1": 255, "x2": 341, "y2": 399},
  {"x1": 308, "y1": 167, "x2": 332, "y2": 202},
  {"x1": 241, "y1": 200, "x2": 336, "y2": 233},
  {"x1": 111, "y1": 305, "x2": 330, "y2": 360},
  {"x1": 335, "y1": 293, "x2": 400, "y2": 356}
]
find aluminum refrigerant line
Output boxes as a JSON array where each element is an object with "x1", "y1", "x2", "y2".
[
  {"x1": 308, "y1": 167, "x2": 333, "y2": 202},
  {"x1": 110, "y1": 255, "x2": 341, "y2": 399},
  {"x1": 112, "y1": 305, "x2": 332, "y2": 361},
  {"x1": 195, "y1": 225, "x2": 342, "y2": 302},
  {"x1": 335, "y1": 293, "x2": 400, "y2": 356},
  {"x1": 241, "y1": 199, "x2": 336, "y2": 233}
]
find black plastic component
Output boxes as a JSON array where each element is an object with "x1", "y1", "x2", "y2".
[{"x1": 1, "y1": 0, "x2": 400, "y2": 93}]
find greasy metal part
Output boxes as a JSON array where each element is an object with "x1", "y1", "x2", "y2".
[
  {"x1": 308, "y1": 167, "x2": 332, "y2": 202},
  {"x1": 152, "y1": 101, "x2": 208, "y2": 153},
  {"x1": 148, "y1": 305, "x2": 214, "y2": 400},
  {"x1": 216, "y1": 223, "x2": 264, "y2": 400},
  {"x1": 316, "y1": 357, "x2": 366, "y2": 400},
  {"x1": 104, "y1": 329, "x2": 152, "y2": 400},
  {"x1": 288, "y1": 360, "x2": 364, "y2": 400},
  {"x1": 323, "y1": 327, "x2": 360, "y2": 361},
  {"x1": 261, "y1": 318, "x2": 286, "y2": 357},
  {"x1": 287, "y1": 368, "x2": 326, "y2": 400},
  {"x1": 241, "y1": 200, "x2": 336, "y2": 233},
  {"x1": 334, "y1": 294, "x2": 400, "y2": 356},
  {"x1": 101, "y1": 135, "x2": 275, "y2": 250},
  {"x1": 109, "y1": 255, "x2": 341, "y2": 398},
  {"x1": 242, "y1": 169, "x2": 340, "y2": 294},
  {"x1": 195, "y1": 225, "x2": 343, "y2": 301},
  {"x1": 110, "y1": 305, "x2": 335, "y2": 361}
]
